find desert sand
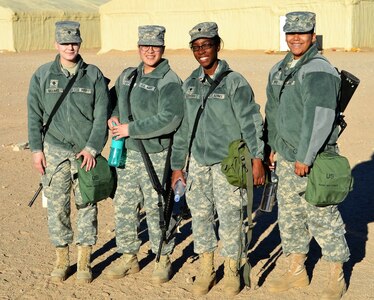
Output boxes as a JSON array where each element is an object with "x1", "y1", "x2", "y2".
[{"x1": 0, "y1": 48, "x2": 373, "y2": 300}]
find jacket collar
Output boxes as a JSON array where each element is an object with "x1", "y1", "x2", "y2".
[
  {"x1": 50, "y1": 54, "x2": 85, "y2": 78},
  {"x1": 279, "y1": 43, "x2": 318, "y2": 75},
  {"x1": 192, "y1": 59, "x2": 231, "y2": 82},
  {"x1": 138, "y1": 58, "x2": 170, "y2": 78}
]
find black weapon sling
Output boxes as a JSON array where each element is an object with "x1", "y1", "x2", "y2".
[
  {"x1": 43, "y1": 72, "x2": 78, "y2": 138},
  {"x1": 125, "y1": 69, "x2": 173, "y2": 262},
  {"x1": 28, "y1": 72, "x2": 78, "y2": 207}
]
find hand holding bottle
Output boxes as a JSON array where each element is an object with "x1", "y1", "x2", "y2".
[
  {"x1": 108, "y1": 122, "x2": 126, "y2": 167},
  {"x1": 172, "y1": 170, "x2": 187, "y2": 202}
]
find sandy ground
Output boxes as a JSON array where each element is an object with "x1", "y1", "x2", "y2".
[{"x1": 0, "y1": 48, "x2": 373, "y2": 300}]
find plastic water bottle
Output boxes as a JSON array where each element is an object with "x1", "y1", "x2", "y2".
[
  {"x1": 108, "y1": 123, "x2": 125, "y2": 167},
  {"x1": 259, "y1": 169, "x2": 278, "y2": 212},
  {"x1": 174, "y1": 179, "x2": 186, "y2": 202}
]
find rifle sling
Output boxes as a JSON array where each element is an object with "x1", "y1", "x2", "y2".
[
  {"x1": 126, "y1": 69, "x2": 170, "y2": 195},
  {"x1": 43, "y1": 72, "x2": 78, "y2": 137}
]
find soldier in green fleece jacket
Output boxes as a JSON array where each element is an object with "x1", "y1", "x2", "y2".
[
  {"x1": 171, "y1": 22, "x2": 265, "y2": 297},
  {"x1": 27, "y1": 21, "x2": 110, "y2": 284},
  {"x1": 103, "y1": 25, "x2": 183, "y2": 284},
  {"x1": 265, "y1": 12, "x2": 349, "y2": 300}
]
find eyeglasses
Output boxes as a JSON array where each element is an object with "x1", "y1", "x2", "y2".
[
  {"x1": 191, "y1": 43, "x2": 215, "y2": 52},
  {"x1": 139, "y1": 45, "x2": 163, "y2": 52}
]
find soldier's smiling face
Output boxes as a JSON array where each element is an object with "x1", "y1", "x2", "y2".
[{"x1": 286, "y1": 33, "x2": 316, "y2": 60}]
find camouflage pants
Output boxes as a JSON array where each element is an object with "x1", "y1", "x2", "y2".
[
  {"x1": 186, "y1": 157, "x2": 245, "y2": 260},
  {"x1": 42, "y1": 142, "x2": 98, "y2": 247},
  {"x1": 277, "y1": 154, "x2": 350, "y2": 262},
  {"x1": 113, "y1": 149, "x2": 174, "y2": 255}
]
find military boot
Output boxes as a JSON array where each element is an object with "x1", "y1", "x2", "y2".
[
  {"x1": 267, "y1": 253, "x2": 309, "y2": 293},
  {"x1": 51, "y1": 246, "x2": 70, "y2": 282},
  {"x1": 76, "y1": 245, "x2": 92, "y2": 284},
  {"x1": 152, "y1": 255, "x2": 172, "y2": 284},
  {"x1": 223, "y1": 258, "x2": 241, "y2": 296},
  {"x1": 321, "y1": 262, "x2": 346, "y2": 300},
  {"x1": 192, "y1": 252, "x2": 216, "y2": 296},
  {"x1": 103, "y1": 253, "x2": 140, "y2": 279}
]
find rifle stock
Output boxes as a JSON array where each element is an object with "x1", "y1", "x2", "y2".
[{"x1": 337, "y1": 70, "x2": 360, "y2": 136}]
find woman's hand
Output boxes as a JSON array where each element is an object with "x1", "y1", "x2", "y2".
[
  {"x1": 171, "y1": 170, "x2": 186, "y2": 190},
  {"x1": 252, "y1": 158, "x2": 265, "y2": 186},
  {"x1": 112, "y1": 123, "x2": 129, "y2": 139},
  {"x1": 76, "y1": 150, "x2": 96, "y2": 172},
  {"x1": 32, "y1": 151, "x2": 46, "y2": 175},
  {"x1": 294, "y1": 161, "x2": 310, "y2": 177},
  {"x1": 108, "y1": 116, "x2": 120, "y2": 131}
]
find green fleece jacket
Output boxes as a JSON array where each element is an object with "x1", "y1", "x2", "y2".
[
  {"x1": 171, "y1": 60, "x2": 264, "y2": 170},
  {"x1": 27, "y1": 54, "x2": 110, "y2": 154},
  {"x1": 111, "y1": 59, "x2": 184, "y2": 153},
  {"x1": 265, "y1": 43, "x2": 340, "y2": 165}
]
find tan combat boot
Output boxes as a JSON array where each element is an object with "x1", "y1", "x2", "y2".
[
  {"x1": 192, "y1": 252, "x2": 216, "y2": 296},
  {"x1": 267, "y1": 253, "x2": 309, "y2": 293},
  {"x1": 76, "y1": 245, "x2": 92, "y2": 284},
  {"x1": 103, "y1": 253, "x2": 140, "y2": 279},
  {"x1": 51, "y1": 246, "x2": 70, "y2": 282},
  {"x1": 152, "y1": 255, "x2": 172, "y2": 284},
  {"x1": 320, "y1": 262, "x2": 347, "y2": 300},
  {"x1": 223, "y1": 258, "x2": 241, "y2": 296}
]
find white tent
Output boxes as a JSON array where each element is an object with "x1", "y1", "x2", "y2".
[
  {"x1": 99, "y1": 0, "x2": 374, "y2": 53},
  {"x1": 0, "y1": 0, "x2": 109, "y2": 52}
]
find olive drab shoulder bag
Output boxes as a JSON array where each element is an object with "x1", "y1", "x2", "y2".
[{"x1": 305, "y1": 150, "x2": 353, "y2": 206}]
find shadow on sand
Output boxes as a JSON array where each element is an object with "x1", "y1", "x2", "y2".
[
  {"x1": 91, "y1": 202, "x2": 193, "y2": 279},
  {"x1": 90, "y1": 154, "x2": 373, "y2": 286},
  {"x1": 247, "y1": 153, "x2": 374, "y2": 288},
  {"x1": 340, "y1": 153, "x2": 374, "y2": 286}
]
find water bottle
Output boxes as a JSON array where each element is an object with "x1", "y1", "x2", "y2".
[
  {"x1": 174, "y1": 179, "x2": 186, "y2": 202},
  {"x1": 108, "y1": 123, "x2": 125, "y2": 167},
  {"x1": 259, "y1": 169, "x2": 278, "y2": 212}
]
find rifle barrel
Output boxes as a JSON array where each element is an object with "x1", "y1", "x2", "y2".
[{"x1": 28, "y1": 183, "x2": 43, "y2": 207}]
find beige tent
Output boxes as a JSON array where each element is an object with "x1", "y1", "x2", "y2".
[
  {"x1": 0, "y1": 0, "x2": 109, "y2": 52},
  {"x1": 99, "y1": 0, "x2": 374, "y2": 53}
]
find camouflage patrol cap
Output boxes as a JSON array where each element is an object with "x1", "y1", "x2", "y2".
[
  {"x1": 55, "y1": 21, "x2": 82, "y2": 44},
  {"x1": 283, "y1": 11, "x2": 316, "y2": 33},
  {"x1": 189, "y1": 22, "x2": 219, "y2": 43},
  {"x1": 138, "y1": 25, "x2": 165, "y2": 46}
]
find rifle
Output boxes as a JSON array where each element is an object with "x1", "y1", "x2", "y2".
[
  {"x1": 134, "y1": 138, "x2": 173, "y2": 263},
  {"x1": 337, "y1": 70, "x2": 360, "y2": 136},
  {"x1": 164, "y1": 195, "x2": 190, "y2": 243},
  {"x1": 28, "y1": 182, "x2": 43, "y2": 207}
]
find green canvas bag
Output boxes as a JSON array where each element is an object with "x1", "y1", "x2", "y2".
[
  {"x1": 221, "y1": 139, "x2": 252, "y2": 188},
  {"x1": 77, "y1": 155, "x2": 116, "y2": 207},
  {"x1": 305, "y1": 150, "x2": 353, "y2": 206}
]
